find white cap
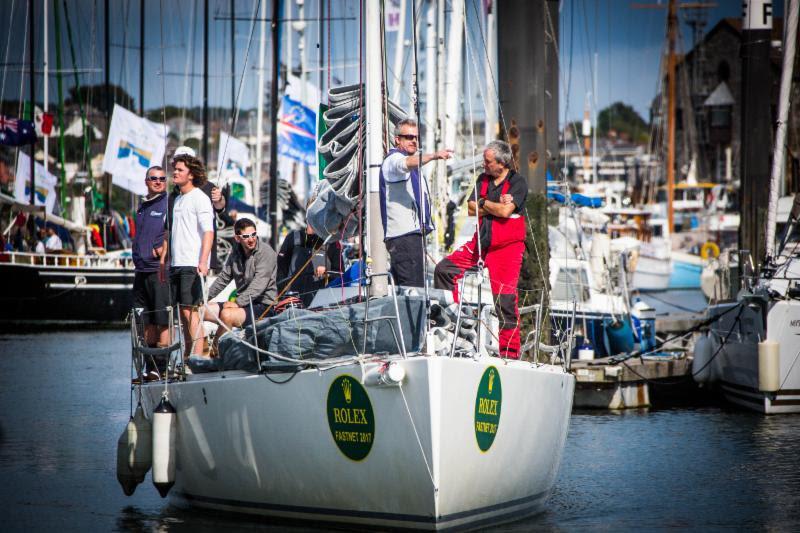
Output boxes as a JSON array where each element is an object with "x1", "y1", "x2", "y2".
[{"x1": 173, "y1": 145, "x2": 196, "y2": 158}]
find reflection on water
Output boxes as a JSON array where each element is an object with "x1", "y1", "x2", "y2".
[{"x1": 1, "y1": 331, "x2": 799, "y2": 531}]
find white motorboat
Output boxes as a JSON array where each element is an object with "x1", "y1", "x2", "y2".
[{"x1": 695, "y1": 0, "x2": 800, "y2": 414}]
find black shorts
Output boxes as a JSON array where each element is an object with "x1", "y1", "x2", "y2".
[
  {"x1": 213, "y1": 301, "x2": 268, "y2": 326},
  {"x1": 133, "y1": 271, "x2": 171, "y2": 325},
  {"x1": 170, "y1": 266, "x2": 203, "y2": 307}
]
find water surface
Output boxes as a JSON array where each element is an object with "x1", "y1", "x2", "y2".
[{"x1": 1, "y1": 331, "x2": 798, "y2": 531}]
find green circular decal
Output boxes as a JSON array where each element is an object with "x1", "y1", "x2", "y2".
[
  {"x1": 327, "y1": 375, "x2": 375, "y2": 461},
  {"x1": 474, "y1": 366, "x2": 502, "y2": 452}
]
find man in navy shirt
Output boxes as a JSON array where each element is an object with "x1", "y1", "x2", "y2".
[{"x1": 132, "y1": 166, "x2": 170, "y2": 348}]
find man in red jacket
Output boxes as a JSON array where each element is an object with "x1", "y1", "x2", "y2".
[{"x1": 434, "y1": 141, "x2": 527, "y2": 359}]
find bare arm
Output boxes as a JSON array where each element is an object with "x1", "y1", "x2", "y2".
[
  {"x1": 403, "y1": 149, "x2": 453, "y2": 170},
  {"x1": 467, "y1": 197, "x2": 517, "y2": 218},
  {"x1": 210, "y1": 186, "x2": 226, "y2": 211},
  {"x1": 198, "y1": 231, "x2": 214, "y2": 275}
]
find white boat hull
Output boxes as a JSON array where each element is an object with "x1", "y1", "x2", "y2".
[
  {"x1": 141, "y1": 356, "x2": 574, "y2": 529},
  {"x1": 631, "y1": 255, "x2": 672, "y2": 291},
  {"x1": 709, "y1": 300, "x2": 800, "y2": 414}
]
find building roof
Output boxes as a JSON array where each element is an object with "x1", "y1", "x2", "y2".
[{"x1": 703, "y1": 81, "x2": 735, "y2": 107}]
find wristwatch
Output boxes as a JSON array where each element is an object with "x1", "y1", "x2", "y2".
[{"x1": 478, "y1": 198, "x2": 486, "y2": 209}]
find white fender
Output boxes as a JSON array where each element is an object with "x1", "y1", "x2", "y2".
[
  {"x1": 152, "y1": 395, "x2": 177, "y2": 498},
  {"x1": 692, "y1": 334, "x2": 713, "y2": 384},
  {"x1": 129, "y1": 404, "x2": 152, "y2": 483},
  {"x1": 116, "y1": 418, "x2": 139, "y2": 496},
  {"x1": 758, "y1": 340, "x2": 781, "y2": 392}
]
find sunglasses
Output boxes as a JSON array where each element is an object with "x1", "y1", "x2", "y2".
[
  {"x1": 398, "y1": 134, "x2": 418, "y2": 141},
  {"x1": 236, "y1": 231, "x2": 258, "y2": 240},
  {"x1": 147, "y1": 176, "x2": 167, "y2": 182}
]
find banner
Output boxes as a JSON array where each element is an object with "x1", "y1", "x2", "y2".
[
  {"x1": 14, "y1": 152, "x2": 58, "y2": 215},
  {"x1": 217, "y1": 131, "x2": 250, "y2": 180},
  {"x1": 101, "y1": 104, "x2": 167, "y2": 196},
  {"x1": 277, "y1": 95, "x2": 316, "y2": 167}
]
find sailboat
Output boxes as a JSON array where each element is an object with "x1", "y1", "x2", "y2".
[
  {"x1": 693, "y1": 0, "x2": 800, "y2": 414},
  {"x1": 0, "y1": 0, "x2": 136, "y2": 325},
  {"x1": 120, "y1": 1, "x2": 575, "y2": 529}
]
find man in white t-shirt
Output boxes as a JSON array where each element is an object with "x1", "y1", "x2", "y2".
[
  {"x1": 44, "y1": 226, "x2": 63, "y2": 251},
  {"x1": 163, "y1": 153, "x2": 215, "y2": 359}
]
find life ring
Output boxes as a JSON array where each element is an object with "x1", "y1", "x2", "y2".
[{"x1": 700, "y1": 241, "x2": 720, "y2": 260}]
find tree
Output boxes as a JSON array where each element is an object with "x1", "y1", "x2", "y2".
[
  {"x1": 597, "y1": 102, "x2": 649, "y2": 143},
  {"x1": 65, "y1": 84, "x2": 136, "y2": 113}
]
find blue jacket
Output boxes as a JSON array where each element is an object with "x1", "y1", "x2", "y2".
[{"x1": 133, "y1": 193, "x2": 167, "y2": 272}]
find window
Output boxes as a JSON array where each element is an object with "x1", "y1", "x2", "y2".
[
  {"x1": 552, "y1": 267, "x2": 591, "y2": 302},
  {"x1": 710, "y1": 106, "x2": 731, "y2": 128}
]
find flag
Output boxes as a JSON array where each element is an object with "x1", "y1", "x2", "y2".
[
  {"x1": 277, "y1": 95, "x2": 316, "y2": 166},
  {"x1": 217, "y1": 131, "x2": 250, "y2": 180},
  {"x1": 385, "y1": 0, "x2": 401, "y2": 32},
  {"x1": 14, "y1": 152, "x2": 58, "y2": 215},
  {"x1": 34, "y1": 108, "x2": 54, "y2": 136},
  {"x1": 101, "y1": 104, "x2": 167, "y2": 196},
  {"x1": 0, "y1": 115, "x2": 37, "y2": 146}
]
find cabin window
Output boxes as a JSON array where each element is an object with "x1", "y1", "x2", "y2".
[{"x1": 552, "y1": 267, "x2": 590, "y2": 302}]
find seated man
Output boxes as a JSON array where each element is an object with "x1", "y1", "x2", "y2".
[
  {"x1": 277, "y1": 224, "x2": 339, "y2": 307},
  {"x1": 204, "y1": 218, "x2": 278, "y2": 342}
]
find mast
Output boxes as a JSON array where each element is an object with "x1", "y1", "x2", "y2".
[
  {"x1": 202, "y1": 0, "x2": 209, "y2": 163},
  {"x1": 318, "y1": 0, "x2": 324, "y2": 97},
  {"x1": 28, "y1": 0, "x2": 35, "y2": 207},
  {"x1": 254, "y1": 0, "x2": 266, "y2": 213},
  {"x1": 740, "y1": 0, "x2": 773, "y2": 268},
  {"x1": 43, "y1": 0, "x2": 49, "y2": 181},
  {"x1": 666, "y1": 0, "x2": 676, "y2": 235},
  {"x1": 765, "y1": 0, "x2": 798, "y2": 260},
  {"x1": 592, "y1": 52, "x2": 598, "y2": 184},
  {"x1": 139, "y1": 0, "x2": 145, "y2": 116},
  {"x1": 424, "y1": 0, "x2": 438, "y2": 257},
  {"x1": 390, "y1": 0, "x2": 407, "y2": 103},
  {"x1": 231, "y1": 0, "x2": 236, "y2": 112},
  {"x1": 434, "y1": 0, "x2": 446, "y2": 232},
  {"x1": 484, "y1": 1, "x2": 497, "y2": 144},
  {"x1": 366, "y1": 0, "x2": 388, "y2": 296},
  {"x1": 104, "y1": 0, "x2": 111, "y2": 210},
  {"x1": 269, "y1": 0, "x2": 280, "y2": 249},
  {"x1": 443, "y1": 0, "x2": 463, "y2": 153}
]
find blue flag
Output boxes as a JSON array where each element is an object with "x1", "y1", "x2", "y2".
[
  {"x1": 277, "y1": 95, "x2": 316, "y2": 166},
  {"x1": 0, "y1": 115, "x2": 37, "y2": 146}
]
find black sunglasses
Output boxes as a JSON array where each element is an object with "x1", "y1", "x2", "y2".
[
  {"x1": 147, "y1": 176, "x2": 167, "y2": 182},
  {"x1": 237, "y1": 231, "x2": 258, "y2": 239},
  {"x1": 398, "y1": 134, "x2": 418, "y2": 141}
]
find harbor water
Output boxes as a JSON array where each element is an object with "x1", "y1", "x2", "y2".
[{"x1": 1, "y1": 330, "x2": 799, "y2": 531}]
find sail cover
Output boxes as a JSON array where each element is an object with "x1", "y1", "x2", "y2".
[
  {"x1": 216, "y1": 294, "x2": 426, "y2": 371},
  {"x1": 306, "y1": 84, "x2": 408, "y2": 241}
]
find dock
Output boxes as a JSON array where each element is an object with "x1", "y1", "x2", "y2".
[
  {"x1": 571, "y1": 354, "x2": 693, "y2": 409},
  {"x1": 569, "y1": 311, "x2": 704, "y2": 409}
]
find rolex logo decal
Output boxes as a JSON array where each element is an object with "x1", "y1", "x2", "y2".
[
  {"x1": 474, "y1": 366, "x2": 502, "y2": 452},
  {"x1": 327, "y1": 375, "x2": 375, "y2": 461}
]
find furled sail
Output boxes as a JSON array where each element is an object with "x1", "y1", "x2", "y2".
[{"x1": 307, "y1": 84, "x2": 408, "y2": 241}]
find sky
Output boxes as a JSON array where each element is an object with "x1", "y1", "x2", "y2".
[{"x1": 0, "y1": 0, "x2": 788, "y2": 130}]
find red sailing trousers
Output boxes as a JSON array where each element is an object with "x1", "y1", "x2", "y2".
[{"x1": 434, "y1": 180, "x2": 526, "y2": 358}]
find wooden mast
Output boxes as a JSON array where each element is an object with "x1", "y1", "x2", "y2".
[{"x1": 666, "y1": 0, "x2": 677, "y2": 235}]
